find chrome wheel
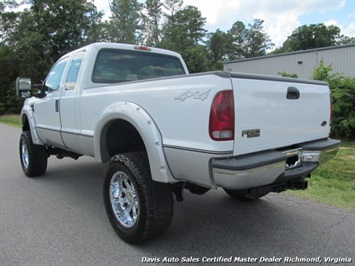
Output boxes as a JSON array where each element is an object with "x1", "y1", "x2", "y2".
[
  {"x1": 104, "y1": 153, "x2": 173, "y2": 244},
  {"x1": 110, "y1": 171, "x2": 139, "y2": 228},
  {"x1": 21, "y1": 139, "x2": 29, "y2": 170}
]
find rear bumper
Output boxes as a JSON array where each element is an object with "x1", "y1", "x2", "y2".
[{"x1": 211, "y1": 138, "x2": 341, "y2": 190}]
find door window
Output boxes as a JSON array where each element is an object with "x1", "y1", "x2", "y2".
[
  {"x1": 65, "y1": 50, "x2": 85, "y2": 90},
  {"x1": 45, "y1": 57, "x2": 69, "y2": 92}
]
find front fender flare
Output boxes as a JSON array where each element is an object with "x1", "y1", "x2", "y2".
[
  {"x1": 21, "y1": 101, "x2": 43, "y2": 145},
  {"x1": 94, "y1": 102, "x2": 175, "y2": 183}
]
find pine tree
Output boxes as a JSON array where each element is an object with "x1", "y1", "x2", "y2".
[{"x1": 108, "y1": 0, "x2": 142, "y2": 44}]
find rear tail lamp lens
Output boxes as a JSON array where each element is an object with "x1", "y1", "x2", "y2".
[
  {"x1": 209, "y1": 90, "x2": 235, "y2": 141},
  {"x1": 329, "y1": 93, "x2": 333, "y2": 126}
]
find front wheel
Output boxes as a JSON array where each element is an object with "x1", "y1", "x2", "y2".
[
  {"x1": 19, "y1": 131, "x2": 47, "y2": 177},
  {"x1": 103, "y1": 152, "x2": 173, "y2": 244},
  {"x1": 224, "y1": 188, "x2": 268, "y2": 201}
]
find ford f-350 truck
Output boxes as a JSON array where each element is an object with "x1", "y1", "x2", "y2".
[{"x1": 16, "y1": 42, "x2": 340, "y2": 244}]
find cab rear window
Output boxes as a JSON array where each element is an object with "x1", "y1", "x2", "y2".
[{"x1": 92, "y1": 49, "x2": 185, "y2": 83}]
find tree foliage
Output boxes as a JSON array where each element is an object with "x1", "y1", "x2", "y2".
[
  {"x1": 108, "y1": 0, "x2": 142, "y2": 44},
  {"x1": 228, "y1": 19, "x2": 273, "y2": 59},
  {"x1": 206, "y1": 29, "x2": 234, "y2": 69},
  {"x1": 273, "y1": 23, "x2": 355, "y2": 53},
  {"x1": 29, "y1": 0, "x2": 102, "y2": 57},
  {"x1": 159, "y1": 3, "x2": 209, "y2": 72},
  {"x1": 313, "y1": 61, "x2": 355, "y2": 139},
  {"x1": 244, "y1": 19, "x2": 274, "y2": 57},
  {"x1": 160, "y1": 5, "x2": 206, "y2": 52},
  {"x1": 1, "y1": 0, "x2": 102, "y2": 80},
  {"x1": 278, "y1": 71, "x2": 298, "y2": 78},
  {"x1": 0, "y1": 0, "x2": 102, "y2": 114},
  {"x1": 205, "y1": 19, "x2": 273, "y2": 66},
  {"x1": 142, "y1": 0, "x2": 163, "y2": 46}
]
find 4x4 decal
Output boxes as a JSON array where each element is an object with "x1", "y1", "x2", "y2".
[{"x1": 174, "y1": 89, "x2": 211, "y2": 102}]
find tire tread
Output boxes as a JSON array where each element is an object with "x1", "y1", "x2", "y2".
[
  {"x1": 20, "y1": 131, "x2": 47, "y2": 177},
  {"x1": 104, "y1": 152, "x2": 173, "y2": 244}
]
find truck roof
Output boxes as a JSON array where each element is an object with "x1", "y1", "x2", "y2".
[{"x1": 63, "y1": 42, "x2": 183, "y2": 59}]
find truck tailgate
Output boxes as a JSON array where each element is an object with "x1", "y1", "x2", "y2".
[{"x1": 230, "y1": 73, "x2": 331, "y2": 156}]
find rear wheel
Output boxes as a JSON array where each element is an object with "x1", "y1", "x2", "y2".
[
  {"x1": 19, "y1": 131, "x2": 47, "y2": 177},
  {"x1": 224, "y1": 188, "x2": 268, "y2": 201},
  {"x1": 103, "y1": 152, "x2": 173, "y2": 244}
]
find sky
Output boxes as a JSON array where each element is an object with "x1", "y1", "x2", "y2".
[{"x1": 95, "y1": 0, "x2": 355, "y2": 49}]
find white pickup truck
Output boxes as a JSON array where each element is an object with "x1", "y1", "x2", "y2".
[{"x1": 16, "y1": 42, "x2": 340, "y2": 244}]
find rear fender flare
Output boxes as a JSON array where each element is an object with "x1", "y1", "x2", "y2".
[{"x1": 94, "y1": 102, "x2": 174, "y2": 183}]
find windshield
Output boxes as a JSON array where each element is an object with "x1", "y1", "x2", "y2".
[{"x1": 92, "y1": 49, "x2": 185, "y2": 84}]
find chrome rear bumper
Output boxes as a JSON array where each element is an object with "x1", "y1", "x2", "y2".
[{"x1": 211, "y1": 138, "x2": 341, "y2": 190}]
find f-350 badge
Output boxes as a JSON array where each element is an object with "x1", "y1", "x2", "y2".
[
  {"x1": 242, "y1": 129, "x2": 261, "y2": 138},
  {"x1": 175, "y1": 89, "x2": 211, "y2": 101}
]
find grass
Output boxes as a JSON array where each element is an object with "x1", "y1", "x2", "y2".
[
  {"x1": 1, "y1": 114, "x2": 354, "y2": 209},
  {"x1": 0, "y1": 114, "x2": 21, "y2": 128}
]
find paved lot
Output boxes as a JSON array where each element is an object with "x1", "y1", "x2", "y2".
[{"x1": 1, "y1": 123, "x2": 354, "y2": 265}]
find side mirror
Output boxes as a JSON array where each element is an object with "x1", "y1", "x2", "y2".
[
  {"x1": 16, "y1": 77, "x2": 32, "y2": 98},
  {"x1": 16, "y1": 77, "x2": 46, "y2": 98}
]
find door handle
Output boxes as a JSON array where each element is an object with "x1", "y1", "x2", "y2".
[
  {"x1": 55, "y1": 99, "x2": 59, "y2": 112},
  {"x1": 287, "y1": 87, "x2": 300, "y2": 99}
]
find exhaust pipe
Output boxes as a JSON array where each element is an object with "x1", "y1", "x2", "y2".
[{"x1": 290, "y1": 180, "x2": 308, "y2": 190}]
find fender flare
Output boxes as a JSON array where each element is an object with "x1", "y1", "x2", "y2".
[
  {"x1": 20, "y1": 104, "x2": 44, "y2": 145},
  {"x1": 94, "y1": 101, "x2": 175, "y2": 183}
]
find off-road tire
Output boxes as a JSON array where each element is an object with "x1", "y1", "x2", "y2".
[
  {"x1": 103, "y1": 152, "x2": 173, "y2": 244},
  {"x1": 19, "y1": 131, "x2": 47, "y2": 177}
]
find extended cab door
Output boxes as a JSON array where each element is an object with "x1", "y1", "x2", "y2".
[
  {"x1": 34, "y1": 56, "x2": 69, "y2": 148},
  {"x1": 59, "y1": 50, "x2": 86, "y2": 153}
]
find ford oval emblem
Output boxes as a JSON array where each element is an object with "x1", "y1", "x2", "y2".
[{"x1": 321, "y1": 121, "x2": 327, "y2": 127}]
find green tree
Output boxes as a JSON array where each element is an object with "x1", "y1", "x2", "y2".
[
  {"x1": 142, "y1": 0, "x2": 163, "y2": 46},
  {"x1": 313, "y1": 61, "x2": 355, "y2": 139},
  {"x1": 108, "y1": 0, "x2": 142, "y2": 43},
  {"x1": 206, "y1": 29, "x2": 234, "y2": 69},
  {"x1": 183, "y1": 45, "x2": 210, "y2": 73},
  {"x1": 336, "y1": 35, "x2": 355, "y2": 45},
  {"x1": 0, "y1": 8, "x2": 53, "y2": 114},
  {"x1": 160, "y1": 5, "x2": 206, "y2": 52},
  {"x1": 85, "y1": 1, "x2": 105, "y2": 43},
  {"x1": 0, "y1": 3, "x2": 22, "y2": 45},
  {"x1": 29, "y1": 0, "x2": 102, "y2": 57},
  {"x1": 163, "y1": 0, "x2": 183, "y2": 17},
  {"x1": 228, "y1": 19, "x2": 273, "y2": 59},
  {"x1": 0, "y1": 0, "x2": 102, "y2": 114},
  {"x1": 244, "y1": 19, "x2": 274, "y2": 57},
  {"x1": 280, "y1": 23, "x2": 353, "y2": 52},
  {"x1": 0, "y1": 45, "x2": 17, "y2": 113},
  {"x1": 160, "y1": 4, "x2": 208, "y2": 72},
  {"x1": 228, "y1": 21, "x2": 247, "y2": 59},
  {"x1": 179, "y1": 5, "x2": 207, "y2": 45},
  {"x1": 2, "y1": 0, "x2": 101, "y2": 80}
]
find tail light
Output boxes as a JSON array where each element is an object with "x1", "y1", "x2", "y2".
[
  {"x1": 329, "y1": 93, "x2": 333, "y2": 126},
  {"x1": 134, "y1": 45, "x2": 151, "y2": 51},
  {"x1": 209, "y1": 90, "x2": 235, "y2": 141}
]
